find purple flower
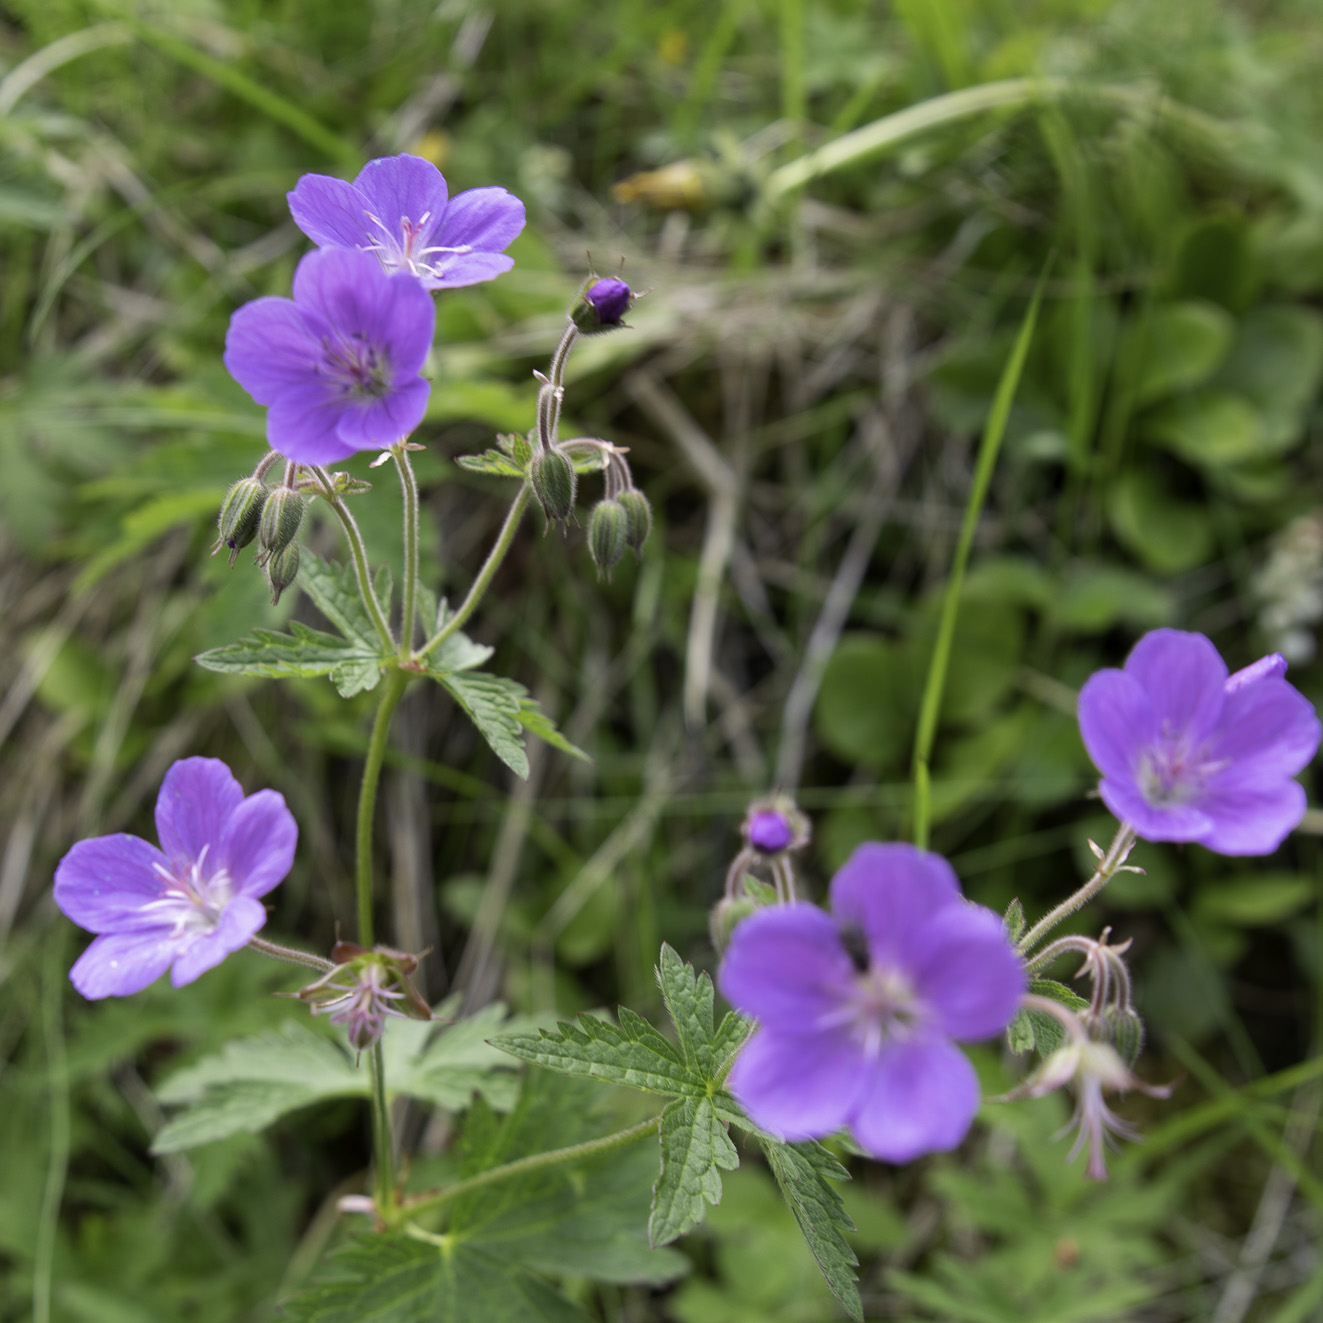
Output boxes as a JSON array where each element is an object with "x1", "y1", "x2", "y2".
[
  {"x1": 718, "y1": 843, "x2": 1026, "y2": 1163},
  {"x1": 287, "y1": 154, "x2": 525, "y2": 289},
  {"x1": 224, "y1": 248, "x2": 435, "y2": 464},
  {"x1": 1078, "y1": 629, "x2": 1321, "y2": 855},
  {"x1": 54, "y1": 758, "x2": 297, "y2": 999}
]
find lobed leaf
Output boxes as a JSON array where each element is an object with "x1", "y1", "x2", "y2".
[
  {"x1": 761, "y1": 1138, "x2": 862, "y2": 1323},
  {"x1": 194, "y1": 621, "x2": 380, "y2": 679},
  {"x1": 299, "y1": 551, "x2": 382, "y2": 647},
  {"x1": 649, "y1": 1095, "x2": 740, "y2": 1246},
  {"x1": 456, "y1": 449, "x2": 525, "y2": 478}
]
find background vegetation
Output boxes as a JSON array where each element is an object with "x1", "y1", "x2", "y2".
[{"x1": 2, "y1": 0, "x2": 1322, "y2": 1318}]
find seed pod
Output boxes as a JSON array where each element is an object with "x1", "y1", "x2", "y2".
[
  {"x1": 265, "y1": 541, "x2": 300, "y2": 606},
  {"x1": 257, "y1": 487, "x2": 307, "y2": 564},
  {"x1": 531, "y1": 448, "x2": 577, "y2": 525},
  {"x1": 571, "y1": 277, "x2": 634, "y2": 335},
  {"x1": 214, "y1": 476, "x2": 268, "y2": 565},
  {"x1": 616, "y1": 488, "x2": 653, "y2": 557},
  {"x1": 587, "y1": 498, "x2": 628, "y2": 580}
]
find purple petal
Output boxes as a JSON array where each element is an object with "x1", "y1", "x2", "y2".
[
  {"x1": 334, "y1": 378, "x2": 430, "y2": 451},
  {"x1": 224, "y1": 298, "x2": 317, "y2": 405},
  {"x1": 288, "y1": 172, "x2": 372, "y2": 250},
  {"x1": 1196, "y1": 781, "x2": 1307, "y2": 855},
  {"x1": 1210, "y1": 678, "x2": 1321, "y2": 783},
  {"x1": 907, "y1": 904, "x2": 1027, "y2": 1041},
  {"x1": 170, "y1": 896, "x2": 267, "y2": 987},
  {"x1": 54, "y1": 834, "x2": 170, "y2": 933},
  {"x1": 155, "y1": 758, "x2": 244, "y2": 867},
  {"x1": 1226, "y1": 653, "x2": 1288, "y2": 692},
  {"x1": 70, "y1": 929, "x2": 177, "y2": 999},
  {"x1": 849, "y1": 1035, "x2": 981, "y2": 1162},
  {"x1": 830, "y1": 844, "x2": 962, "y2": 964},
  {"x1": 718, "y1": 903, "x2": 854, "y2": 1031},
  {"x1": 351, "y1": 155, "x2": 449, "y2": 244},
  {"x1": 439, "y1": 186, "x2": 525, "y2": 253},
  {"x1": 266, "y1": 382, "x2": 359, "y2": 464},
  {"x1": 219, "y1": 789, "x2": 297, "y2": 899},
  {"x1": 1077, "y1": 670, "x2": 1155, "y2": 782},
  {"x1": 726, "y1": 1027, "x2": 862, "y2": 1140},
  {"x1": 1123, "y1": 630, "x2": 1227, "y2": 741},
  {"x1": 1098, "y1": 775, "x2": 1214, "y2": 842},
  {"x1": 422, "y1": 252, "x2": 515, "y2": 290}
]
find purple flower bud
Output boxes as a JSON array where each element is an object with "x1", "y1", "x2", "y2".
[
  {"x1": 572, "y1": 277, "x2": 634, "y2": 334},
  {"x1": 747, "y1": 810, "x2": 795, "y2": 853}
]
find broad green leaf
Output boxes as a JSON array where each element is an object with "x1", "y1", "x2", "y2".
[
  {"x1": 1049, "y1": 566, "x2": 1173, "y2": 634},
  {"x1": 1217, "y1": 304, "x2": 1323, "y2": 449},
  {"x1": 383, "y1": 1000, "x2": 526, "y2": 1112},
  {"x1": 428, "y1": 623, "x2": 494, "y2": 673},
  {"x1": 1145, "y1": 389, "x2": 1268, "y2": 467},
  {"x1": 517, "y1": 698, "x2": 591, "y2": 763},
  {"x1": 299, "y1": 552, "x2": 380, "y2": 647},
  {"x1": 330, "y1": 657, "x2": 384, "y2": 698},
  {"x1": 425, "y1": 666, "x2": 529, "y2": 778},
  {"x1": 280, "y1": 1236, "x2": 591, "y2": 1323},
  {"x1": 815, "y1": 633, "x2": 913, "y2": 769},
  {"x1": 649, "y1": 1095, "x2": 739, "y2": 1246},
  {"x1": 492, "y1": 1011, "x2": 700, "y2": 1096},
  {"x1": 1126, "y1": 300, "x2": 1234, "y2": 406},
  {"x1": 194, "y1": 621, "x2": 379, "y2": 680},
  {"x1": 1107, "y1": 468, "x2": 1214, "y2": 574},
  {"x1": 761, "y1": 1139, "x2": 861, "y2": 1323},
  {"x1": 152, "y1": 1023, "x2": 363, "y2": 1152},
  {"x1": 1193, "y1": 873, "x2": 1314, "y2": 926},
  {"x1": 656, "y1": 943, "x2": 722, "y2": 1078}
]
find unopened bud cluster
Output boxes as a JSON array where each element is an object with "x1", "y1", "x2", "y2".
[
  {"x1": 711, "y1": 794, "x2": 811, "y2": 952},
  {"x1": 296, "y1": 941, "x2": 432, "y2": 1054},
  {"x1": 523, "y1": 273, "x2": 653, "y2": 580}
]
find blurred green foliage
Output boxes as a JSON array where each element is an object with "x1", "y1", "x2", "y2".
[{"x1": 3, "y1": 0, "x2": 1323, "y2": 1317}]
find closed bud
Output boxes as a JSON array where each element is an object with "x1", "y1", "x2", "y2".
[
  {"x1": 617, "y1": 487, "x2": 653, "y2": 557},
  {"x1": 1103, "y1": 1005, "x2": 1145, "y2": 1067},
  {"x1": 587, "y1": 498, "x2": 628, "y2": 580},
  {"x1": 571, "y1": 276, "x2": 634, "y2": 334},
  {"x1": 213, "y1": 476, "x2": 268, "y2": 565},
  {"x1": 257, "y1": 486, "x2": 307, "y2": 563},
  {"x1": 265, "y1": 541, "x2": 300, "y2": 606},
  {"x1": 531, "y1": 448, "x2": 577, "y2": 525}
]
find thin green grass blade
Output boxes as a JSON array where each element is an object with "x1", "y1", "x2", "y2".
[{"x1": 910, "y1": 265, "x2": 1048, "y2": 849}]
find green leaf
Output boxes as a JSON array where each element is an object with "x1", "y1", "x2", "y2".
[
  {"x1": 761, "y1": 1139, "x2": 862, "y2": 1323},
  {"x1": 299, "y1": 552, "x2": 380, "y2": 647},
  {"x1": 649, "y1": 1095, "x2": 740, "y2": 1246},
  {"x1": 1193, "y1": 873, "x2": 1315, "y2": 926},
  {"x1": 656, "y1": 943, "x2": 722, "y2": 1078},
  {"x1": 425, "y1": 665, "x2": 530, "y2": 778},
  {"x1": 1048, "y1": 566, "x2": 1174, "y2": 634},
  {"x1": 330, "y1": 657, "x2": 384, "y2": 698},
  {"x1": 1127, "y1": 300, "x2": 1234, "y2": 406},
  {"x1": 1145, "y1": 389, "x2": 1268, "y2": 467},
  {"x1": 194, "y1": 622, "x2": 379, "y2": 680},
  {"x1": 517, "y1": 698, "x2": 591, "y2": 763},
  {"x1": 1008, "y1": 978, "x2": 1089, "y2": 1057},
  {"x1": 456, "y1": 449, "x2": 526, "y2": 478},
  {"x1": 492, "y1": 1011, "x2": 701, "y2": 1097},
  {"x1": 1107, "y1": 468, "x2": 1214, "y2": 574},
  {"x1": 152, "y1": 1023, "x2": 364, "y2": 1153},
  {"x1": 1003, "y1": 897, "x2": 1025, "y2": 944},
  {"x1": 280, "y1": 1236, "x2": 591, "y2": 1323}
]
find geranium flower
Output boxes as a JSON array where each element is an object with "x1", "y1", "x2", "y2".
[
  {"x1": 718, "y1": 843, "x2": 1026, "y2": 1163},
  {"x1": 54, "y1": 758, "x2": 296, "y2": 998},
  {"x1": 224, "y1": 248, "x2": 434, "y2": 463},
  {"x1": 287, "y1": 154, "x2": 525, "y2": 289},
  {"x1": 1078, "y1": 629, "x2": 1321, "y2": 854}
]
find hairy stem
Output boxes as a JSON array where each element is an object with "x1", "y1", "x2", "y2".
[
  {"x1": 1018, "y1": 822, "x2": 1137, "y2": 955},
  {"x1": 311, "y1": 466, "x2": 395, "y2": 652},
  {"x1": 417, "y1": 485, "x2": 531, "y2": 660},
  {"x1": 355, "y1": 668, "x2": 408, "y2": 946},
  {"x1": 393, "y1": 1115, "x2": 660, "y2": 1226},
  {"x1": 247, "y1": 934, "x2": 335, "y2": 973},
  {"x1": 369, "y1": 1041, "x2": 395, "y2": 1215},
  {"x1": 394, "y1": 445, "x2": 421, "y2": 659}
]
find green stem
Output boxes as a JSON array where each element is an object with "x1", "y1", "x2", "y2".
[
  {"x1": 312, "y1": 466, "x2": 395, "y2": 653},
  {"x1": 1017, "y1": 822, "x2": 1137, "y2": 955},
  {"x1": 394, "y1": 1115, "x2": 660, "y2": 1226},
  {"x1": 247, "y1": 934, "x2": 335, "y2": 973},
  {"x1": 369, "y1": 1041, "x2": 395, "y2": 1214},
  {"x1": 911, "y1": 269, "x2": 1046, "y2": 849},
  {"x1": 417, "y1": 485, "x2": 531, "y2": 660},
  {"x1": 355, "y1": 668, "x2": 408, "y2": 946},
  {"x1": 394, "y1": 445, "x2": 421, "y2": 659}
]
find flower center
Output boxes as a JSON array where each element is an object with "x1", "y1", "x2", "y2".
[
  {"x1": 1135, "y1": 723, "x2": 1227, "y2": 807},
  {"x1": 819, "y1": 929, "x2": 924, "y2": 1058},
  {"x1": 322, "y1": 332, "x2": 391, "y2": 400},
  {"x1": 144, "y1": 844, "x2": 233, "y2": 938},
  {"x1": 361, "y1": 209, "x2": 473, "y2": 281}
]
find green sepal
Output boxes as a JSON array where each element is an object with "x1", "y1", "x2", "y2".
[{"x1": 1007, "y1": 977, "x2": 1089, "y2": 1056}]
